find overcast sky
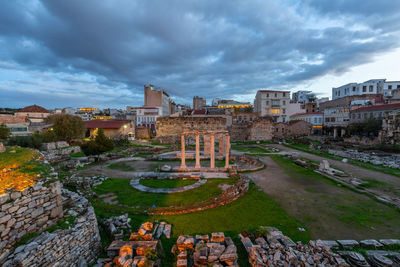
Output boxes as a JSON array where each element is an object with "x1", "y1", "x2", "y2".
[{"x1": 1, "y1": 0, "x2": 400, "y2": 109}]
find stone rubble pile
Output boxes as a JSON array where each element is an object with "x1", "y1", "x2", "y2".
[
  {"x1": 129, "y1": 221, "x2": 172, "y2": 241},
  {"x1": 62, "y1": 174, "x2": 107, "y2": 196},
  {"x1": 240, "y1": 227, "x2": 349, "y2": 267},
  {"x1": 328, "y1": 149, "x2": 400, "y2": 169},
  {"x1": 104, "y1": 240, "x2": 161, "y2": 267},
  {"x1": 172, "y1": 232, "x2": 239, "y2": 267},
  {"x1": 101, "y1": 214, "x2": 132, "y2": 240}
]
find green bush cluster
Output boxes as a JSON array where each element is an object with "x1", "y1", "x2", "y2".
[{"x1": 80, "y1": 128, "x2": 114, "y2": 155}]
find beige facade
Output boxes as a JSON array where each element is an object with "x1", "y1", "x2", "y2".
[
  {"x1": 254, "y1": 90, "x2": 290, "y2": 122},
  {"x1": 193, "y1": 96, "x2": 206, "y2": 110},
  {"x1": 144, "y1": 84, "x2": 171, "y2": 116}
]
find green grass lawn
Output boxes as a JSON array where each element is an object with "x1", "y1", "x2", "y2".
[
  {"x1": 269, "y1": 155, "x2": 400, "y2": 238},
  {"x1": 70, "y1": 151, "x2": 85, "y2": 157},
  {"x1": 92, "y1": 182, "x2": 309, "y2": 266},
  {"x1": 231, "y1": 145, "x2": 270, "y2": 154},
  {"x1": 139, "y1": 179, "x2": 197, "y2": 188},
  {"x1": 107, "y1": 162, "x2": 135, "y2": 172},
  {"x1": 93, "y1": 178, "x2": 236, "y2": 207},
  {"x1": 0, "y1": 146, "x2": 37, "y2": 169}
]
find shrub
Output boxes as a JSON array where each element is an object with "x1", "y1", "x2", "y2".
[
  {"x1": 45, "y1": 114, "x2": 86, "y2": 142},
  {"x1": 80, "y1": 128, "x2": 114, "y2": 155},
  {"x1": 0, "y1": 124, "x2": 10, "y2": 141},
  {"x1": 7, "y1": 135, "x2": 43, "y2": 149}
]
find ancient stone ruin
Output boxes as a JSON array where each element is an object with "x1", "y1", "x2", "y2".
[
  {"x1": 172, "y1": 232, "x2": 239, "y2": 266},
  {"x1": 240, "y1": 227, "x2": 349, "y2": 266},
  {"x1": 177, "y1": 130, "x2": 231, "y2": 171}
]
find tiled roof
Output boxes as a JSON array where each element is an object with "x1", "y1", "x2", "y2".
[
  {"x1": 193, "y1": 110, "x2": 206, "y2": 115},
  {"x1": 352, "y1": 103, "x2": 400, "y2": 112},
  {"x1": 290, "y1": 112, "x2": 323, "y2": 118},
  {"x1": 85, "y1": 120, "x2": 130, "y2": 129},
  {"x1": 19, "y1": 105, "x2": 49, "y2": 113}
]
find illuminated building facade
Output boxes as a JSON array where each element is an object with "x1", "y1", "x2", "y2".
[{"x1": 254, "y1": 90, "x2": 290, "y2": 122}]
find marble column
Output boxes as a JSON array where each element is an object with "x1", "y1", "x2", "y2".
[
  {"x1": 180, "y1": 134, "x2": 186, "y2": 169},
  {"x1": 210, "y1": 133, "x2": 215, "y2": 168},
  {"x1": 218, "y1": 135, "x2": 224, "y2": 158},
  {"x1": 333, "y1": 128, "x2": 338, "y2": 138},
  {"x1": 341, "y1": 128, "x2": 346, "y2": 137},
  {"x1": 195, "y1": 133, "x2": 201, "y2": 168},
  {"x1": 225, "y1": 134, "x2": 230, "y2": 169}
]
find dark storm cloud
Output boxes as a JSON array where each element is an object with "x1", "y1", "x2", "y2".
[{"x1": 1, "y1": 0, "x2": 400, "y2": 108}]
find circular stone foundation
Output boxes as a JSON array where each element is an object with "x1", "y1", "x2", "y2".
[{"x1": 130, "y1": 178, "x2": 207, "y2": 194}]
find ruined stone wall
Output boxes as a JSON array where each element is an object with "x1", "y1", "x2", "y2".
[
  {"x1": 274, "y1": 121, "x2": 312, "y2": 139},
  {"x1": 3, "y1": 190, "x2": 101, "y2": 266},
  {"x1": 0, "y1": 181, "x2": 63, "y2": 262},
  {"x1": 135, "y1": 126, "x2": 151, "y2": 139},
  {"x1": 380, "y1": 111, "x2": 400, "y2": 144},
  {"x1": 229, "y1": 123, "x2": 250, "y2": 142},
  {"x1": 247, "y1": 117, "x2": 275, "y2": 141},
  {"x1": 155, "y1": 117, "x2": 227, "y2": 143}
]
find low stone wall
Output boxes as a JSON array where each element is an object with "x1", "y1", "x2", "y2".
[
  {"x1": 150, "y1": 179, "x2": 249, "y2": 215},
  {"x1": 41, "y1": 141, "x2": 69, "y2": 151},
  {"x1": 0, "y1": 181, "x2": 63, "y2": 262},
  {"x1": 343, "y1": 136, "x2": 381, "y2": 146},
  {"x1": 43, "y1": 146, "x2": 81, "y2": 163},
  {"x1": 237, "y1": 155, "x2": 265, "y2": 172},
  {"x1": 3, "y1": 190, "x2": 101, "y2": 266}
]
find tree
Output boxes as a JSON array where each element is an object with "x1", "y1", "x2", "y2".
[
  {"x1": 45, "y1": 114, "x2": 86, "y2": 142},
  {"x1": 80, "y1": 128, "x2": 114, "y2": 155},
  {"x1": 0, "y1": 124, "x2": 10, "y2": 141}
]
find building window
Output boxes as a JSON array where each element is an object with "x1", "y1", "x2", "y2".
[
  {"x1": 388, "y1": 85, "x2": 392, "y2": 90},
  {"x1": 282, "y1": 108, "x2": 286, "y2": 114},
  {"x1": 272, "y1": 100, "x2": 280, "y2": 106},
  {"x1": 266, "y1": 93, "x2": 269, "y2": 97},
  {"x1": 397, "y1": 85, "x2": 400, "y2": 89},
  {"x1": 369, "y1": 85, "x2": 373, "y2": 92},
  {"x1": 283, "y1": 92, "x2": 286, "y2": 97},
  {"x1": 275, "y1": 93, "x2": 277, "y2": 97},
  {"x1": 266, "y1": 101, "x2": 269, "y2": 106},
  {"x1": 352, "y1": 86, "x2": 356, "y2": 92},
  {"x1": 362, "y1": 86, "x2": 367, "y2": 92},
  {"x1": 282, "y1": 100, "x2": 286, "y2": 105},
  {"x1": 271, "y1": 109, "x2": 280, "y2": 114}
]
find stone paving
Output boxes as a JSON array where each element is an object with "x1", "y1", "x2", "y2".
[{"x1": 130, "y1": 178, "x2": 207, "y2": 193}]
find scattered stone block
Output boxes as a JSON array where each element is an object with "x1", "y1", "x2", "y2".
[
  {"x1": 337, "y1": 239, "x2": 359, "y2": 249},
  {"x1": 360, "y1": 239, "x2": 383, "y2": 248},
  {"x1": 320, "y1": 240, "x2": 339, "y2": 249},
  {"x1": 379, "y1": 239, "x2": 400, "y2": 246},
  {"x1": 211, "y1": 232, "x2": 225, "y2": 243}
]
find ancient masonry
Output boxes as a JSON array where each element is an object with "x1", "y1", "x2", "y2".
[
  {"x1": 0, "y1": 181, "x2": 63, "y2": 262},
  {"x1": 3, "y1": 189, "x2": 101, "y2": 266}
]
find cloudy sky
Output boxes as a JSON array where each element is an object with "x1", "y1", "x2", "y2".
[{"x1": 1, "y1": 0, "x2": 400, "y2": 109}]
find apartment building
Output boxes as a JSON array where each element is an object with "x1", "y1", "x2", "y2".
[
  {"x1": 254, "y1": 90, "x2": 290, "y2": 122},
  {"x1": 193, "y1": 96, "x2": 206, "y2": 110},
  {"x1": 144, "y1": 84, "x2": 171, "y2": 116},
  {"x1": 332, "y1": 79, "x2": 385, "y2": 100},
  {"x1": 350, "y1": 103, "x2": 400, "y2": 123}
]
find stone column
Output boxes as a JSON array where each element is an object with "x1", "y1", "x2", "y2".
[
  {"x1": 204, "y1": 134, "x2": 211, "y2": 156},
  {"x1": 180, "y1": 134, "x2": 186, "y2": 169},
  {"x1": 218, "y1": 135, "x2": 224, "y2": 158},
  {"x1": 225, "y1": 134, "x2": 230, "y2": 169},
  {"x1": 195, "y1": 133, "x2": 201, "y2": 169},
  {"x1": 333, "y1": 127, "x2": 338, "y2": 138},
  {"x1": 210, "y1": 133, "x2": 215, "y2": 169},
  {"x1": 341, "y1": 128, "x2": 346, "y2": 137}
]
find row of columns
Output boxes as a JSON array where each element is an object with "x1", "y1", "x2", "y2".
[{"x1": 180, "y1": 132, "x2": 230, "y2": 169}]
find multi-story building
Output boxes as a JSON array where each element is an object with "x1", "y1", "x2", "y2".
[
  {"x1": 350, "y1": 103, "x2": 400, "y2": 124},
  {"x1": 292, "y1": 90, "x2": 316, "y2": 103},
  {"x1": 332, "y1": 79, "x2": 385, "y2": 100},
  {"x1": 254, "y1": 90, "x2": 290, "y2": 122},
  {"x1": 144, "y1": 84, "x2": 171, "y2": 116},
  {"x1": 290, "y1": 112, "x2": 324, "y2": 134},
  {"x1": 193, "y1": 96, "x2": 206, "y2": 110},
  {"x1": 383, "y1": 81, "x2": 400, "y2": 97},
  {"x1": 75, "y1": 107, "x2": 99, "y2": 121},
  {"x1": 134, "y1": 107, "x2": 162, "y2": 129},
  {"x1": 216, "y1": 100, "x2": 252, "y2": 109}
]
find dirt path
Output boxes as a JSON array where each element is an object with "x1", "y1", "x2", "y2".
[{"x1": 246, "y1": 156, "x2": 400, "y2": 240}]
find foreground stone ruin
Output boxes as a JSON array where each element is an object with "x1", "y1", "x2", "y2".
[
  {"x1": 3, "y1": 189, "x2": 101, "y2": 266},
  {"x1": 328, "y1": 149, "x2": 400, "y2": 169},
  {"x1": 240, "y1": 227, "x2": 349, "y2": 266},
  {"x1": 103, "y1": 221, "x2": 170, "y2": 266},
  {"x1": 172, "y1": 232, "x2": 239, "y2": 266}
]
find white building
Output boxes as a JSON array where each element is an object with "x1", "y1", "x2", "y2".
[
  {"x1": 134, "y1": 107, "x2": 162, "y2": 129},
  {"x1": 383, "y1": 81, "x2": 400, "y2": 97},
  {"x1": 332, "y1": 79, "x2": 385, "y2": 100},
  {"x1": 292, "y1": 90, "x2": 316, "y2": 103},
  {"x1": 290, "y1": 112, "x2": 324, "y2": 133},
  {"x1": 254, "y1": 90, "x2": 290, "y2": 122}
]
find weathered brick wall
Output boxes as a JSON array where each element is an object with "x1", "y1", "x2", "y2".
[
  {"x1": 135, "y1": 126, "x2": 151, "y2": 139},
  {"x1": 3, "y1": 190, "x2": 101, "y2": 266},
  {"x1": 274, "y1": 121, "x2": 312, "y2": 139},
  {"x1": 247, "y1": 117, "x2": 275, "y2": 141},
  {"x1": 0, "y1": 181, "x2": 63, "y2": 262},
  {"x1": 155, "y1": 117, "x2": 227, "y2": 142},
  {"x1": 229, "y1": 123, "x2": 250, "y2": 142}
]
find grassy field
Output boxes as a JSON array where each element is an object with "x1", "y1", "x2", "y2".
[
  {"x1": 283, "y1": 143, "x2": 400, "y2": 178},
  {"x1": 267, "y1": 155, "x2": 400, "y2": 239},
  {"x1": 0, "y1": 147, "x2": 50, "y2": 193},
  {"x1": 139, "y1": 179, "x2": 197, "y2": 188},
  {"x1": 93, "y1": 178, "x2": 236, "y2": 207},
  {"x1": 92, "y1": 182, "x2": 309, "y2": 266}
]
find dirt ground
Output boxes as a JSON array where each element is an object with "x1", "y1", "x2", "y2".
[{"x1": 246, "y1": 156, "x2": 400, "y2": 240}]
